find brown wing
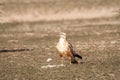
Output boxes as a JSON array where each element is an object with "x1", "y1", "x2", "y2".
[
  {"x1": 68, "y1": 42, "x2": 74, "y2": 54},
  {"x1": 68, "y1": 42, "x2": 82, "y2": 59},
  {"x1": 66, "y1": 42, "x2": 78, "y2": 62}
]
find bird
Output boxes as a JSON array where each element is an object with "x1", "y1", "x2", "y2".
[{"x1": 56, "y1": 32, "x2": 82, "y2": 64}]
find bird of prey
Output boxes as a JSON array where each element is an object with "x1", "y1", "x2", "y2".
[{"x1": 56, "y1": 32, "x2": 82, "y2": 64}]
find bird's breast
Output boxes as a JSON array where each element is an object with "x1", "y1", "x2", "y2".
[{"x1": 57, "y1": 40, "x2": 68, "y2": 52}]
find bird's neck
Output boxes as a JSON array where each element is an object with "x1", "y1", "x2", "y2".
[{"x1": 59, "y1": 38, "x2": 67, "y2": 44}]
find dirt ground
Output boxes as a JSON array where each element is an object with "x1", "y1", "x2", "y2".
[
  {"x1": 0, "y1": 19, "x2": 120, "y2": 80},
  {"x1": 0, "y1": 0, "x2": 120, "y2": 80}
]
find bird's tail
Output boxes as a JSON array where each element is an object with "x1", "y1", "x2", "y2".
[
  {"x1": 72, "y1": 51, "x2": 82, "y2": 59},
  {"x1": 74, "y1": 53, "x2": 82, "y2": 59},
  {"x1": 71, "y1": 53, "x2": 82, "y2": 64}
]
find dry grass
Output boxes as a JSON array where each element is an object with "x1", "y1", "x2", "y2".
[{"x1": 0, "y1": 19, "x2": 120, "y2": 80}]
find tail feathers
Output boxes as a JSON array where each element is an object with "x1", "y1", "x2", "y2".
[
  {"x1": 74, "y1": 53, "x2": 82, "y2": 59},
  {"x1": 71, "y1": 52, "x2": 82, "y2": 64},
  {"x1": 73, "y1": 52, "x2": 82, "y2": 59}
]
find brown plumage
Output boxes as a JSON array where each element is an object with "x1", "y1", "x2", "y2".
[{"x1": 56, "y1": 32, "x2": 82, "y2": 64}]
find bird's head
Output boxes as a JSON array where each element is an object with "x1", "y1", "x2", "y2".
[{"x1": 60, "y1": 32, "x2": 67, "y2": 39}]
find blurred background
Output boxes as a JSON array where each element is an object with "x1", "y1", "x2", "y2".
[{"x1": 0, "y1": 0, "x2": 120, "y2": 23}]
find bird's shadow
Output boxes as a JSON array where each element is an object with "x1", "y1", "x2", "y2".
[{"x1": 0, "y1": 48, "x2": 33, "y2": 53}]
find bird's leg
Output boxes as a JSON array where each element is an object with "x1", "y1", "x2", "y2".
[
  {"x1": 61, "y1": 57, "x2": 64, "y2": 66},
  {"x1": 69, "y1": 61, "x2": 71, "y2": 65},
  {"x1": 69, "y1": 57, "x2": 72, "y2": 65}
]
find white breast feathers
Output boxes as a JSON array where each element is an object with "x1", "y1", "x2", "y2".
[{"x1": 56, "y1": 38, "x2": 68, "y2": 52}]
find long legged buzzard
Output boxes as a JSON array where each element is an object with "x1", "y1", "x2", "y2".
[{"x1": 56, "y1": 32, "x2": 82, "y2": 64}]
